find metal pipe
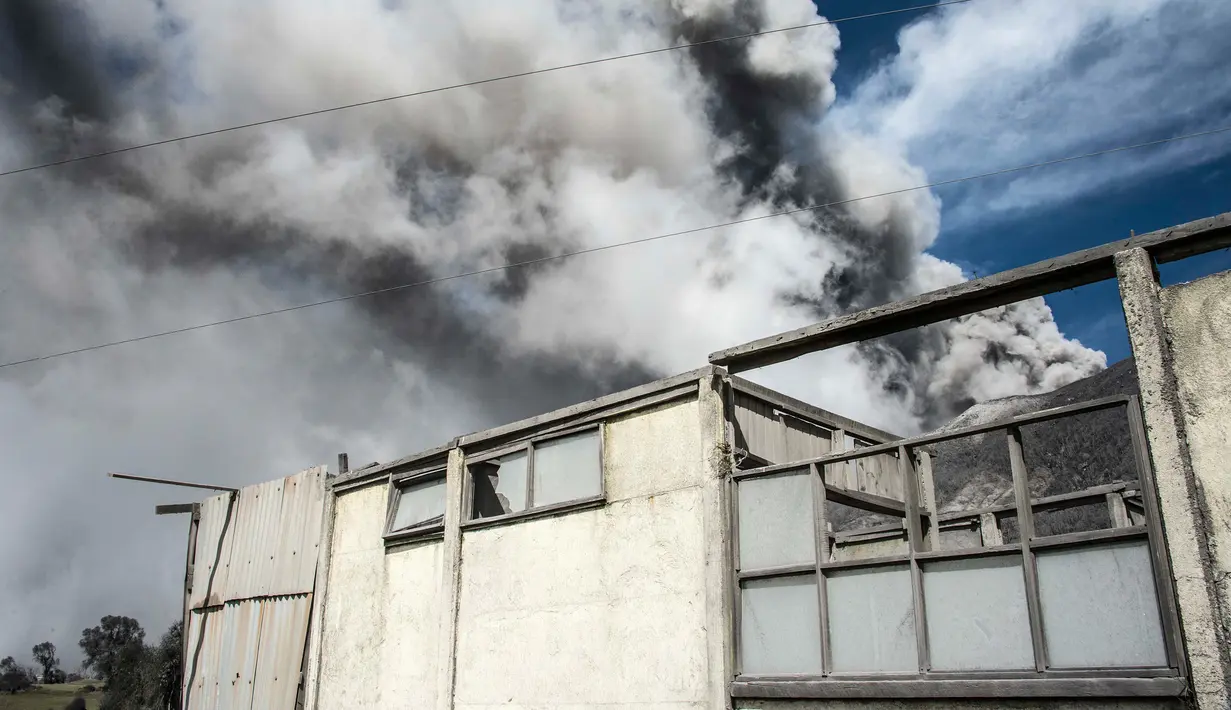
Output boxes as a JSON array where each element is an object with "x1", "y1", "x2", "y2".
[{"x1": 108, "y1": 471, "x2": 239, "y2": 492}]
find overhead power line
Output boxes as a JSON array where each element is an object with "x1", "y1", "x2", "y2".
[
  {"x1": 2, "y1": 123, "x2": 1228, "y2": 372},
  {"x1": 0, "y1": 0, "x2": 978, "y2": 180}
]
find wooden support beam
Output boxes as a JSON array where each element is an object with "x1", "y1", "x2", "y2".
[
  {"x1": 917, "y1": 450, "x2": 940, "y2": 552},
  {"x1": 979, "y1": 512, "x2": 1004, "y2": 546},
  {"x1": 1107, "y1": 492, "x2": 1132, "y2": 528},
  {"x1": 709, "y1": 212, "x2": 1231, "y2": 372},
  {"x1": 109, "y1": 472, "x2": 238, "y2": 493},
  {"x1": 824, "y1": 483, "x2": 906, "y2": 518}
]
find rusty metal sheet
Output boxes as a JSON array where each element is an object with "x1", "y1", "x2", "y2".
[
  {"x1": 251, "y1": 594, "x2": 314, "y2": 710},
  {"x1": 181, "y1": 468, "x2": 324, "y2": 710},
  {"x1": 217, "y1": 601, "x2": 262, "y2": 710},
  {"x1": 183, "y1": 609, "x2": 219, "y2": 710},
  {"x1": 189, "y1": 492, "x2": 237, "y2": 610},
  {"x1": 189, "y1": 467, "x2": 326, "y2": 607},
  {"x1": 184, "y1": 601, "x2": 260, "y2": 710},
  {"x1": 184, "y1": 596, "x2": 313, "y2": 710},
  {"x1": 225, "y1": 477, "x2": 286, "y2": 601},
  {"x1": 783, "y1": 416, "x2": 833, "y2": 462},
  {"x1": 269, "y1": 468, "x2": 326, "y2": 596}
]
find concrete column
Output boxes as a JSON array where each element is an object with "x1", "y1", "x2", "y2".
[
  {"x1": 303, "y1": 470, "x2": 337, "y2": 710},
  {"x1": 699, "y1": 372, "x2": 734, "y2": 710},
  {"x1": 435, "y1": 447, "x2": 466, "y2": 710},
  {"x1": 1116, "y1": 247, "x2": 1231, "y2": 709}
]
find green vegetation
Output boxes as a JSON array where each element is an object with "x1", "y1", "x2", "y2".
[
  {"x1": 0, "y1": 681, "x2": 101, "y2": 710},
  {"x1": 1, "y1": 616, "x2": 180, "y2": 710}
]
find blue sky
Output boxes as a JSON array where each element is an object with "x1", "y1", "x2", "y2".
[{"x1": 817, "y1": 0, "x2": 1231, "y2": 363}]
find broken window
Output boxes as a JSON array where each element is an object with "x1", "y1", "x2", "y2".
[
  {"x1": 730, "y1": 396, "x2": 1182, "y2": 694},
  {"x1": 468, "y1": 427, "x2": 602, "y2": 521},
  {"x1": 385, "y1": 471, "x2": 447, "y2": 539},
  {"x1": 470, "y1": 452, "x2": 528, "y2": 518}
]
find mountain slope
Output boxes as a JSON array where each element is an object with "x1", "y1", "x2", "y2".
[{"x1": 929, "y1": 358, "x2": 1140, "y2": 535}]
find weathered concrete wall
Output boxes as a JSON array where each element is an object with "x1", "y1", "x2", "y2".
[
  {"x1": 1118, "y1": 249, "x2": 1231, "y2": 709},
  {"x1": 453, "y1": 398, "x2": 712, "y2": 709},
  {"x1": 316, "y1": 481, "x2": 443, "y2": 709},
  {"x1": 734, "y1": 700, "x2": 1184, "y2": 710},
  {"x1": 1162, "y1": 270, "x2": 1231, "y2": 672}
]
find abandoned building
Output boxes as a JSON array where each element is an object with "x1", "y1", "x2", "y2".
[{"x1": 167, "y1": 212, "x2": 1231, "y2": 710}]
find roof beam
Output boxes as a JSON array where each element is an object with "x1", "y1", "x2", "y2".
[
  {"x1": 709, "y1": 212, "x2": 1231, "y2": 373},
  {"x1": 108, "y1": 471, "x2": 239, "y2": 493}
]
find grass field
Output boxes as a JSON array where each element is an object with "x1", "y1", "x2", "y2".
[{"x1": 0, "y1": 681, "x2": 102, "y2": 710}]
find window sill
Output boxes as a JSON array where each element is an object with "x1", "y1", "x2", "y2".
[
  {"x1": 382, "y1": 525, "x2": 444, "y2": 547},
  {"x1": 731, "y1": 676, "x2": 1186, "y2": 699},
  {"x1": 461, "y1": 495, "x2": 606, "y2": 532}
]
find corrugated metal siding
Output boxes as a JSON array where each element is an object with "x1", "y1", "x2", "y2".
[
  {"x1": 733, "y1": 391, "x2": 833, "y2": 463},
  {"x1": 185, "y1": 602, "x2": 261, "y2": 710},
  {"x1": 270, "y1": 470, "x2": 326, "y2": 597},
  {"x1": 733, "y1": 391, "x2": 905, "y2": 501},
  {"x1": 190, "y1": 492, "x2": 237, "y2": 610},
  {"x1": 218, "y1": 602, "x2": 263, "y2": 710},
  {"x1": 184, "y1": 608, "x2": 218, "y2": 709},
  {"x1": 251, "y1": 594, "x2": 314, "y2": 710},
  {"x1": 189, "y1": 467, "x2": 325, "y2": 609},
  {"x1": 183, "y1": 467, "x2": 326, "y2": 710},
  {"x1": 226, "y1": 477, "x2": 286, "y2": 601},
  {"x1": 184, "y1": 596, "x2": 314, "y2": 710}
]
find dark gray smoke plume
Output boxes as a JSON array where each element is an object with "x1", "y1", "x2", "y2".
[{"x1": 1, "y1": 0, "x2": 1117, "y2": 666}]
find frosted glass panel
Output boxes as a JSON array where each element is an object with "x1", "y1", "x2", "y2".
[
  {"x1": 390, "y1": 477, "x2": 446, "y2": 532},
  {"x1": 533, "y1": 430, "x2": 602, "y2": 506},
  {"x1": 740, "y1": 575, "x2": 822, "y2": 674},
  {"x1": 1037, "y1": 540, "x2": 1167, "y2": 667},
  {"x1": 738, "y1": 472, "x2": 815, "y2": 570},
  {"x1": 827, "y1": 565, "x2": 917, "y2": 672},
  {"x1": 923, "y1": 556, "x2": 1034, "y2": 670}
]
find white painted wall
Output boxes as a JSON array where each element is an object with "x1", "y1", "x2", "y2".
[
  {"x1": 453, "y1": 398, "x2": 711, "y2": 709},
  {"x1": 316, "y1": 481, "x2": 444, "y2": 709},
  {"x1": 735, "y1": 700, "x2": 1185, "y2": 710},
  {"x1": 1163, "y1": 270, "x2": 1231, "y2": 667}
]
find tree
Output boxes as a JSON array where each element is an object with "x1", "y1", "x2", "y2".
[
  {"x1": 79, "y1": 615, "x2": 145, "y2": 687},
  {"x1": 0, "y1": 656, "x2": 35, "y2": 694},
  {"x1": 32, "y1": 641, "x2": 61, "y2": 682},
  {"x1": 144, "y1": 621, "x2": 183, "y2": 710}
]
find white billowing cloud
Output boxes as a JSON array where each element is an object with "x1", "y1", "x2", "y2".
[
  {"x1": 832, "y1": 0, "x2": 1231, "y2": 226},
  {"x1": 12, "y1": 0, "x2": 1222, "y2": 667}
]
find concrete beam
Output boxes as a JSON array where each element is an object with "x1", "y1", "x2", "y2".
[
  {"x1": 435, "y1": 447, "x2": 466, "y2": 710},
  {"x1": 699, "y1": 373, "x2": 734, "y2": 710},
  {"x1": 710, "y1": 212, "x2": 1231, "y2": 373}
]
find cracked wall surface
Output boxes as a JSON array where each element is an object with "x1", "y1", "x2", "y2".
[
  {"x1": 453, "y1": 398, "x2": 712, "y2": 709},
  {"x1": 1162, "y1": 270, "x2": 1231, "y2": 694},
  {"x1": 1118, "y1": 249, "x2": 1231, "y2": 710},
  {"x1": 316, "y1": 481, "x2": 445, "y2": 709}
]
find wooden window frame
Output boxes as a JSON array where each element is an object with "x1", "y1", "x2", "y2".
[
  {"x1": 461, "y1": 423, "x2": 606, "y2": 532},
  {"x1": 729, "y1": 395, "x2": 1187, "y2": 700},
  {"x1": 383, "y1": 467, "x2": 447, "y2": 545}
]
